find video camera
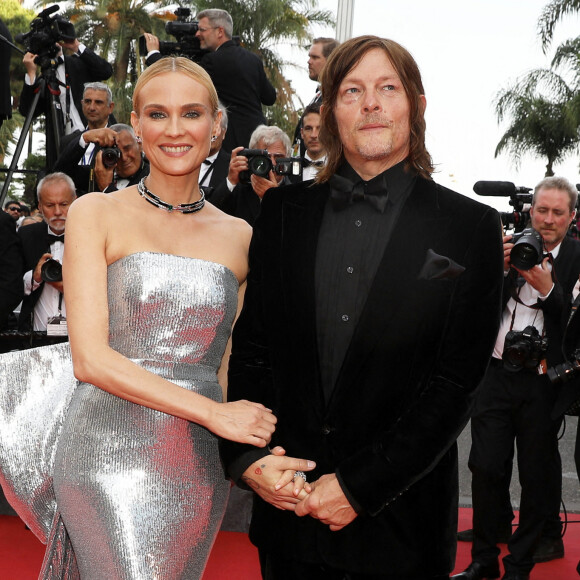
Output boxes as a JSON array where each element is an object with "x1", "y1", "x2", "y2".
[
  {"x1": 473, "y1": 181, "x2": 533, "y2": 233},
  {"x1": 237, "y1": 149, "x2": 302, "y2": 183},
  {"x1": 15, "y1": 5, "x2": 75, "y2": 65},
  {"x1": 138, "y1": 7, "x2": 207, "y2": 62}
]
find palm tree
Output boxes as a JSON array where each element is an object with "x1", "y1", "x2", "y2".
[
  {"x1": 494, "y1": 71, "x2": 579, "y2": 176},
  {"x1": 192, "y1": 0, "x2": 334, "y2": 134},
  {"x1": 538, "y1": 0, "x2": 580, "y2": 51}
]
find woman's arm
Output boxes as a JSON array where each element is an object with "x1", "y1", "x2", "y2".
[{"x1": 63, "y1": 194, "x2": 275, "y2": 446}]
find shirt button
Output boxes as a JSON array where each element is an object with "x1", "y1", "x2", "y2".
[
  {"x1": 346, "y1": 266, "x2": 354, "y2": 274},
  {"x1": 342, "y1": 314, "x2": 349, "y2": 322},
  {"x1": 355, "y1": 219, "x2": 362, "y2": 227}
]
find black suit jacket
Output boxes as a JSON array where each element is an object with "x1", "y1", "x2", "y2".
[
  {"x1": 220, "y1": 176, "x2": 504, "y2": 574},
  {"x1": 548, "y1": 236, "x2": 580, "y2": 417},
  {"x1": 17, "y1": 222, "x2": 51, "y2": 331},
  {"x1": 0, "y1": 211, "x2": 23, "y2": 328},
  {"x1": 199, "y1": 41, "x2": 276, "y2": 152}
]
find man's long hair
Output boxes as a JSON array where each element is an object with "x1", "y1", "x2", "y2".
[{"x1": 317, "y1": 35, "x2": 433, "y2": 183}]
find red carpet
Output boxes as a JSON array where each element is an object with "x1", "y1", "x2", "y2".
[{"x1": 1, "y1": 509, "x2": 579, "y2": 579}]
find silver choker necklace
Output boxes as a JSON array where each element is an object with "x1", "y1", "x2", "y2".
[{"x1": 137, "y1": 178, "x2": 205, "y2": 214}]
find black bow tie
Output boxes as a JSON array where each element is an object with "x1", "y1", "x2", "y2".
[
  {"x1": 47, "y1": 234, "x2": 64, "y2": 244},
  {"x1": 329, "y1": 174, "x2": 389, "y2": 213},
  {"x1": 302, "y1": 158, "x2": 324, "y2": 168}
]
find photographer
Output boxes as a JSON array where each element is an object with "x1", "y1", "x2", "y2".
[
  {"x1": 52, "y1": 82, "x2": 117, "y2": 195},
  {"x1": 18, "y1": 173, "x2": 76, "y2": 338},
  {"x1": 210, "y1": 125, "x2": 292, "y2": 226},
  {"x1": 19, "y1": 21, "x2": 112, "y2": 139},
  {"x1": 93, "y1": 124, "x2": 149, "y2": 192},
  {"x1": 454, "y1": 176, "x2": 580, "y2": 580}
]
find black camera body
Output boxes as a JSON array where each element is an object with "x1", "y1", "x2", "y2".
[
  {"x1": 40, "y1": 258, "x2": 63, "y2": 283},
  {"x1": 237, "y1": 149, "x2": 301, "y2": 183},
  {"x1": 503, "y1": 325, "x2": 548, "y2": 372},
  {"x1": 16, "y1": 5, "x2": 76, "y2": 62},
  {"x1": 510, "y1": 227, "x2": 544, "y2": 271},
  {"x1": 139, "y1": 8, "x2": 207, "y2": 62},
  {"x1": 101, "y1": 146, "x2": 121, "y2": 169}
]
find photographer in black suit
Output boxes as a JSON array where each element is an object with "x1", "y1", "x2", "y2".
[
  {"x1": 18, "y1": 172, "x2": 76, "y2": 336},
  {"x1": 19, "y1": 29, "x2": 112, "y2": 137},
  {"x1": 454, "y1": 176, "x2": 580, "y2": 580},
  {"x1": 194, "y1": 9, "x2": 276, "y2": 153},
  {"x1": 52, "y1": 82, "x2": 116, "y2": 195}
]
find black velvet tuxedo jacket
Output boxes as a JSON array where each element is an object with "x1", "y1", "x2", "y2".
[
  {"x1": 220, "y1": 175, "x2": 504, "y2": 575},
  {"x1": 17, "y1": 222, "x2": 52, "y2": 331}
]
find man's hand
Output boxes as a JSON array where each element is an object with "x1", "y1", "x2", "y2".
[
  {"x1": 227, "y1": 146, "x2": 248, "y2": 187},
  {"x1": 33, "y1": 253, "x2": 64, "y2": 293},
  {"x1": 23, "y1": 52, "x2": 38, "y2": 82},
  {"x1": 241, "y1": 446, "x2": 316, "y2": 511},
  {"x1": 514, "y1": 255, "x2": 554, "y2": 296},
  {"x1": 93, "y1": 151, "x2": 115, "y2": 192},
  {"x1": 83, "y1": 128, "x2": 117, "y2": 147},
  {"x1": 59, "y1": 38, "x2": 80, "y2": 54},
  {"x1": 503, "y1": 234, "x2": 514, "y2": 272},
  {"x1": 143, "y1": 33, "x2": 160, "y2": 52},
  {"x1": 250, "y1": 171, "x2": 279, "y2": 199},
  {"x1": 294, "y1": 473, "x2": 357, "y2": 531}
]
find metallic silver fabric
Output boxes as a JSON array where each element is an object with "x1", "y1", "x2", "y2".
[
  {"x1": 1, "y1": 252, "x2": 238, "y2": 579},
  {"x1": 0, "y1": 342, "x2": 76, "y2": 542}
]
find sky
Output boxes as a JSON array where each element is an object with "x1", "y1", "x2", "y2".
[{"x1": 286, "y1": 0, "x2": 580, "y2": 213}]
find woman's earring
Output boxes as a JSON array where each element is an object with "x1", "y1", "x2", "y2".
[
  {"x1": 136, "y1": 136, "x2": 143, "y2": 144},
  {"x1": 211, "y1": 135, "x2": 217, "y2": 142}
]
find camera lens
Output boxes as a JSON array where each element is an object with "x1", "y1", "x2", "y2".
[
  {"x1": 40, "y1": 259, "x2": 63, "y2": 283},
  {"x1": 248, "y1": 155, "x2": 272, "y2": 177},
  {"x1": 102, "y1": 147, "x2": 120, "y2": 168},
  {"x1": 510, "y1": 228, "x2": 543, "y2": 270}
]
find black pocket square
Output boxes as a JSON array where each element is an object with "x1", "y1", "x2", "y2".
[{"x1": 418, "y1": 249, "x2": 465, "y2": 280}]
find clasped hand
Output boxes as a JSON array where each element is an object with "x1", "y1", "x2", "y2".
[{"x1": 243, "y1": 447, "x2": 357, "y2": 531}]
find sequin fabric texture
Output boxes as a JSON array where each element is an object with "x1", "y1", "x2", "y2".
[{"x1": 1, "y1": 252, "x2": 238, "y2": 579}]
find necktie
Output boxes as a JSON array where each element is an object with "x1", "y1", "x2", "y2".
[
  {"x1": 329, "y1": 174, "x2": 389, "y2": 213},
  {"x1": 47, "y1": 234, "x2": 64, "y2": 245}
]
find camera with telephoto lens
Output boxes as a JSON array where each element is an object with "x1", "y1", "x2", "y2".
[
  {"x1": 502, "y1": 325, "x2": 548, "y2": 372},
  {"x1": 15, "y1": 5, "x2": 76, "y2": 63},
  {"x1": 138, "y1": 8, "x2": 207, "y2": 62},
  {"x1": 101, "y1": 145, "x2": 121, "y2": 169},
  {"x1": 40, "y1": 258, "x2": 63, "y2": 283},
  {"x1": 238, "y1": 149, "x2": 302, "y2": 183},
  {"x1": 509, "y1": 227, "x2": 544, "y2": 271},
  {"x1": 548, "y1": 348, "x2": 580, "y2": 384}
]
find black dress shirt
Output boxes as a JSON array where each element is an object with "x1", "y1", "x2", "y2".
[{"x1": 315, "y1": 160, "x2": 417, "y2": 402}]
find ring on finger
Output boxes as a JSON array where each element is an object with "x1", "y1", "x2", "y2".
[{"x1": 293, "y1": 470, "x2": 307, "y2": 482}]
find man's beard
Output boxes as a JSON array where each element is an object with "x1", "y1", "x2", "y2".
[{"x1": 48, "y1": 217, "x2": 65, "y2": 233}]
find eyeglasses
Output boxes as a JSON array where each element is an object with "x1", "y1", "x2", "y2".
[
  {"x1": 7, "y1": 206, "x2": 20, "y2": 212},
  {"x1": 197, "y1": 26, "x2": 219, "y2": 33}
]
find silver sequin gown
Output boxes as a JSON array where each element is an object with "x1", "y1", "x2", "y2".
[{"x1": 1, "y1": 252, "x2": 237, "y2": 579}]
